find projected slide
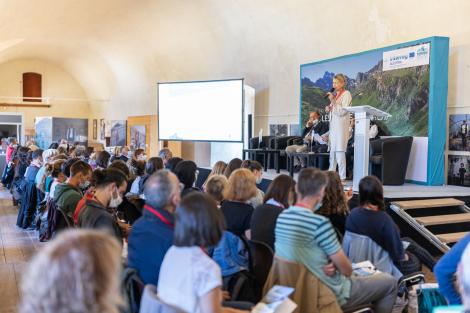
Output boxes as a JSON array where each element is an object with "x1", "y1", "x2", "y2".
[{"x1": 158, "y1": 79, "x2": 243, "y2": 142}]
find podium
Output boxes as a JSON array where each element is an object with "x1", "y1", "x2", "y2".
[{"x1": 344, "y1": 106, "x2": 391, "y2": 191}]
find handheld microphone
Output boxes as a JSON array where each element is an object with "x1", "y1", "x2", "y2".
[{"x1": 324, "y1": 88, "x2": 335, "y2": 99}]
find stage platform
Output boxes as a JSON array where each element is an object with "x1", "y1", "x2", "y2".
[{"x1": 258, "y1": 169, "x2": 470, "y2": 200}]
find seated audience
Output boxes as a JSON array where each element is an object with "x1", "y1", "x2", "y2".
[
  {"x1": 138, "y1": 156, "x2": 164, "y2": 194},
  {"x1": 223, "y1": 158, "x2": 242, "y2": 178},
  {"x1": 131, "y1": 148, "x2": 145, "y2": 161},
  {"x1": 220, "y1": 168, "x2": 256, "y2": 238},
  {"x1": 110, "y1": 146, "x2": 129, "y2": 163},
  {"x1": 250, "y1": 174, "x2": 295, "y2": 249},
  {"x1": 129, "y1": 159, "x2": 146, "y2": 194},
  {"x1": 275, "y1": 168, "x2": 397, "y2": 313},
  {"x1": 174, "y1": 160, "x2": 200, "y2": 197},
  {"x1": 435, "y1": 232, "x2": 470, "y2": 305},
  {"x1": 158, "y1": 192, "x2": 246, "y2": 313},
  {"x1": 95, "y1": 150, "x2": 111, "y2": 169},
  {"x1": 19, "y1": 230, "x2": 122, "y2": 313},
  {"x1": 203, "y1": 160, "x2": 227, "y2": 189},
  {"x1": 165, "y1": 156, "x2": 183, "y2": 172},
  {"x1": 204, "y1": 174, "x2": 228, "y2": 207},
  {"x1": 241, "y1": 160, "x2": 264, "y2": 208},
  {"x1": 35, "y1": 148, "x2": 58, "y2": 193},
  {"x1": 54, "y1": 160, "x2": 92, "y2": 225},
  {"x1": 77, "y1": 168, "x2": 128, "y2": 240},
  {"x1": 127, "y1": 170, "x2": 181, "y2": 286},
  {"x1": 158, "y1": 148, "x2": 173, "y2": 167},
  {"x1": 108, "y1": 160, "x2": 142, "y2": 224},
  {"x1": 317, "y1": 171, "x2": 351, "y2": 235},
  {"x1": 45, "y1": 159, "x2": 66, "y2": 200},
  {"x1": 346, "y1": 176, "x2": 433, "y2": 275}
]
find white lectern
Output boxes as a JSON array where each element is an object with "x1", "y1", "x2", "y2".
[{"x1": 344, "y1": 106, "x2": 391, "y2": 191}]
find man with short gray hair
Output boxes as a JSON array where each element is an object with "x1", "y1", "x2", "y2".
[
  {"x1": 158, "y1": 148, "x2": 173, "y2": 167},
  {"x1": 127, "y1": 170, "x2": 181, "y2": 285}
]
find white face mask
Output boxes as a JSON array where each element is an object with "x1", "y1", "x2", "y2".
[
  {"x1": 256, "y1": 176, "x2": 262, "y2": 184},
  {"x1": 137, "y1": 154, "x2": 147, "y2": 161},
  {"x1": 109, "y1": 187, "x2": 123, "y2": 208}
]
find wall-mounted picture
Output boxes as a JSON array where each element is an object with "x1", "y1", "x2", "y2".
[
  {"x1": 130, "y1": 125, "x2": 146, "y2": 150},
  {"x1": 289, "y1": 124, "x2": 300, "y2": 136},
  {"x1": 110, "y1": 120, "x2": 127, "y2": 146},
  {"x1": 449, "y1": 114, "x2": 470, "y2": 151},
  {"x1": 448, "y1": 155, "x2": 470, "y2": 187},
  {"x1": 35, "y1": 117, "x2": 53, "y2": 149},
  {"x1": 52, "y1": 118, "x2": 88, "y2": 145},
  {"x1": 269, "y1": 124, "x2": 288, "y2": 137},
  {"x1": 105, "y1": 120, "x2": 112, "y2": 137},
  {"x1": 100, "y1": 119, "x2": 105, "y2": 140},
  {"x1": 93, "y1": 119, "x2": 97, "y2": 140}
]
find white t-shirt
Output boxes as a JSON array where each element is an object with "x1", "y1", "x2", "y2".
[
  {"x1": 130, "y1": 176, "x2": 142, "y2": 195},
  {"x1": 158, "y1": 246, "x2": 222, "y2": 313}
]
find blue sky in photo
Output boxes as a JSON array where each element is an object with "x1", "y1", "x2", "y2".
[{"x1": 301, "y1": 49, "x2": 383, "y2": 81}]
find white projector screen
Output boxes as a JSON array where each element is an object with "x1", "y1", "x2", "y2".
[{"x1": 158, "y1": 79, "x2": 244, "y2": 142}]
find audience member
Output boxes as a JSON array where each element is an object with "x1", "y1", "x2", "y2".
[
  {"x1": 220, "y1": 168, "x2": 256, "y2": 238},
  {"x1": 35, "y1": 148, "x2": 58, "y2": 193},
  {"x1": 19, "y1": 230, "x2": 123, "y2": 313},
  {"x1": 317, "y1": 171, "x2": 350, "y2": 235},
  {"x1": 158, "y1": 193, "x2": 246, "y2": 313},
  {"x1": 165, "y1": 156, "x2": 183, "y2": 172},
  {"x1": 138, "y1": 156, "x2": 164, "y2": 194},
  {"x1": 77, "y1": 168, "x2": 128, "y2": 240},
  {"x1": 54, "y1": 161, "x2": 92, "y2": 225},
  {"x1": 5, "y1": 137, "x2": 17, "y2": 163},
  {"x1": 158, "y1": 148, "x2": 173, "y2": 167},
  {"x1": 250, "y1": 174, "x2": 295, "y2": 249},
  {"x1": 275, "y1": 168, "x2": 397, "y2": 313},
  {"x1": 131, "y1": 148, "x2": 145, "y2": 161},
  {"x1": 129, "y1": 159, "x2": 146, "y2": 194},
  {"x1": 224, "y1": 158, "x2": 242, "y2": 178},
  {"x1": 204, "y1": 174, "x2": 228, "y2": 207},
  {"x1": 346, "y1": 176, "x2": 428, "y2": 275},
  {"x1": 458, "y1": 243, "x2": 470, "y2": 311},
  {"x1": 127, "y1": 170, "x2": 181, "y2": 286},
  {"x1": 174, "y1": 160, "x2": 200, "y2": 197},
  {"x1": 95, "y1": 150, "x2": 111, "y2": 169},
  {"x1": 241, "y1": 160, "x2": 264, "y2": 208},
  {"x1": 45, "y1": 159, "x2": 66, "y2": 200},
  {"x1": 435, "y1": 232, "x2": 470, "y2": 305},
  {"x1": 110, "y1": 146, "x2": 129, "y2": 163},
  {"x1": 203, "y1": 160, "x2": 227, "y2": 189}
]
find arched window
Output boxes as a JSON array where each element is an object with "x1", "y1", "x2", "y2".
[{"x1": 23, "y1": 72, "x2": 42, "y2": 102}]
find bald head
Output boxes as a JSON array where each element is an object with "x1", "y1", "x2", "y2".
[{"x1": 144, "y1": 169, "x2": 181, "y2": 211}]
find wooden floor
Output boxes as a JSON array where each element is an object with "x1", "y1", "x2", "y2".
[{"x1": 0, "y1": 189, "x2": 44, "y2": 313}]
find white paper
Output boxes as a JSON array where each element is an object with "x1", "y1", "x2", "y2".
[{"x1": 313, "y1": 133, "x2": 326, "y2": 145}]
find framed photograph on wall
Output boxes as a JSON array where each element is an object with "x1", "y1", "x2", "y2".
[
  {"x1": 100, "y1": 119, "x2": 105, "y2": 140},
  {"x1": 93, "y1": 119, "x2": 97, "y2": 140},
  {"x1": 448, "y1": 154, "x2": 470, "y2": 187},
  {"x1": 130, "y1": 125, "x2": 146, "y2": 150},
  {"x1": 449, "y1": 114, "x2": 470, "y2": 151}
]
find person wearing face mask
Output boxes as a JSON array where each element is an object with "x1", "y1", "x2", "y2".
[
  {"x1": 240, "y1": 160, "x2": 265, "y2": 208},
  {"x1": 286, "y1": 110, "x2": 329, "y2": 171},
  {"x1": 77, "y1": 168, "x2": 129, "y2": 240},
  {"x1": 275, "y1": 168, "x2": 397, "y2": 313},
  {"x1": 54, "y1": 161, "x2": 92, "y2": 226}
]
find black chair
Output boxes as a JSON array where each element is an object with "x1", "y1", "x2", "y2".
[
  {"x1": 369, "y1": 136, "x2": 413, "y2": 185},
  {"x1": 268, "y1": 136, "x2": 301, "y2": 170},
  {"x1": 248, "y1": 136, "x2": 273, "y2": 149},
  {"x1": 247, "y1": 240, "x2": 274, "y2": 302}
]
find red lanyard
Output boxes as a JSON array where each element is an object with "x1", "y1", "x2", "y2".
[
  {"x1": 144, "y1": 205, "x2": 174, "y2": 228},
  {"x1": 334, "y1": 89, "x2": 345, "y2": 100},
  {"x1": 295, "y1": 202, "x2": 311, "y2": 210}
]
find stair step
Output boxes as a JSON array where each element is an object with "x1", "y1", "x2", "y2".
[
  {"x1": 437, "y1": 232, "x2": 469, "y2": 243},
  {"x1": 392, "y1": 198, "x2": 464, "y2": 210},
  {"x1": 415, "y1": 213, "x2": 470, "y2": 226}
]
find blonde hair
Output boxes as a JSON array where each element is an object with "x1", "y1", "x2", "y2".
[
  {"x1": 203, "y1": 161, "x2": 227, "y2": 188},
  {"x1": 224, "y1": 168, "x2": 257, "y2": 202},
  {"x1": 20, "y1": 230, "x2": 123, "y2": 313},
  {"x1": 205, "y1": 174, "x2": 228, "y2": 203},
  {"x1": 334, "y1": 73, "x2": 347, "y2": 85}
]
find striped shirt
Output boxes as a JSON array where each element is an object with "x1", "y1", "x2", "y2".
[{"x1": 275, "y1": 205, "x2": 351, "y2": 305}]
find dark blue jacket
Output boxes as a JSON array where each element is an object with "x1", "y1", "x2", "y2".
[{"x1": 127, "y1": 206, "x2": 174, "y2": 286}]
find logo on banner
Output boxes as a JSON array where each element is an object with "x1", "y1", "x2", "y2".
[{"x1": 383, "y1": 43, "x2": 430, "y2": 71}]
